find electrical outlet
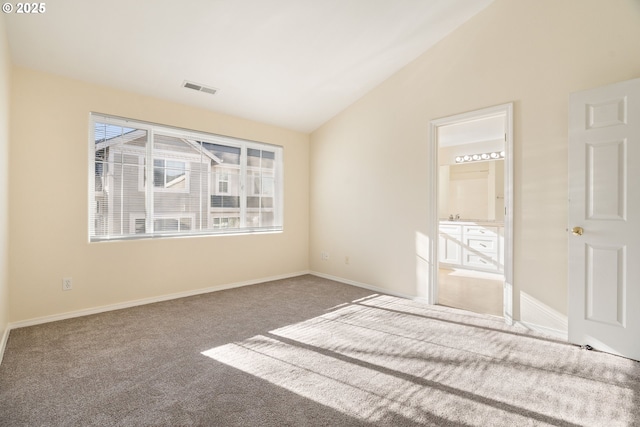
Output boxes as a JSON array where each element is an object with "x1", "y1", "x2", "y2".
[
  {"x1": 321, "y1": 252, "x2": 329, "y2": 261},
  {"x1": 62, "y1": 277, "x2": 73, "y2": 291},
  {"x1": 345, "y1": 256, "x2": 350, "y2": 265}
]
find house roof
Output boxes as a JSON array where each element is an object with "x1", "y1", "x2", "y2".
[
  {"x1": 95, "y1": 128, "x2": 145, "y2": 151},
  {"x1": 95, "y1": 126, "x2": 224, "y2": 165}
]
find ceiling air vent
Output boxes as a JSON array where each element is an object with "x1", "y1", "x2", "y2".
[{"x1": 182, "y1": 80, "x2": 218, "y2": 96}]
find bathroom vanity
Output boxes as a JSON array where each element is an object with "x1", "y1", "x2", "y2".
[{"x1": 439, "y1": 220, "x2": 504, "y2": 273}]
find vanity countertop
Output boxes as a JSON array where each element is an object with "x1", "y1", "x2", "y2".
[{"x1": 439, "y1": 219, "x2": 504, "y2": 225}]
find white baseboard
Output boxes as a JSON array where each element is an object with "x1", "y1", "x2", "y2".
[
  {"x1": 1, "y1": 270, "x2": 570, "y2": 366},
  {"x1": 311, "y1": 271, "x2": 570, "y2": 342},
  {"x1": 515, "y1": 320, "x2": 568, "y2": 341},
  {"x1": 0, "y1": 325, "x2": 9, "y2": 365},
  {"x1": 7, "y1": 271, "x2": 311, "y2": 331},
  {"x1": 309, "y1": 271, "x2": 426, "y2": 302}
]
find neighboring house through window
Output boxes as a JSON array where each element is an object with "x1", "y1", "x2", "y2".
[
  {"x1": 130, "y1": 213, "x2": 195, "y2": 234},
  {"x1": 89, "y1": 114, "x2": 283, "y2": 241}
]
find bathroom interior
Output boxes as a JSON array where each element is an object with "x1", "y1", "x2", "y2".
[{"x1": 437, "y1": 116, "x2": 506, "y2": 317}]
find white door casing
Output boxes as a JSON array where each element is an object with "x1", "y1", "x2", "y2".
[
  {"x1": 427, "y1": 103, "x2": 514, "y2": 324},
  {"x1": 568, "y1": 77, "x2": 640, "y2": 361}
]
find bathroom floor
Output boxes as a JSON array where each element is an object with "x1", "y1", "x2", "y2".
[{"x1": 438, "y1": 267, "x2": 504, "y2": 317}]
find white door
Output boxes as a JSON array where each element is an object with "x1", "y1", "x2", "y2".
[{"x1": 568, "y1": 77, "x2": 640, "y2": 361}]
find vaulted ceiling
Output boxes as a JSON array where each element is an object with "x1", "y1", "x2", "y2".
[{"x1": 5, "y1": 0, "x2": 494, "y2": 132}]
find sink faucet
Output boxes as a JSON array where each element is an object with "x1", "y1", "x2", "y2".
[{"x1": 448, "y1": 214, "x2": 454, "y2": 221}]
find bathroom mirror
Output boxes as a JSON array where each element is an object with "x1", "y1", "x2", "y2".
[{"x1": 438, "y1": 158, "x2": 504, "y2": 221}]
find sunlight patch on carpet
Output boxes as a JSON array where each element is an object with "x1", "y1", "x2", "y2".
[{"x1": 201, "y1": 295, "x2": 637, "y2": 426}]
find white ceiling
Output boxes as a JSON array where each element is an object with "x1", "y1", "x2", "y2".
[{"x1": 5, "y1": 0, "x2": 494, "y2": 133}]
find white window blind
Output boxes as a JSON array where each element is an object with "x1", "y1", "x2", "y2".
[{"x1": 89, "y1": 114, "x2": 283, "y2": 242}]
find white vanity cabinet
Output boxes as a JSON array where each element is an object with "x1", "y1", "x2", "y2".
[
  {"x1": 439, "y1": 221, "x2": 503, "y2": 273},
  {"x1": 438, "y1": 224, "x2": 463, "y2": 265}
]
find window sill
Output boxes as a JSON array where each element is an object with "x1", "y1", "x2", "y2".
[{"x1": 90, "y1": 227, "x2": 283, "y2": 243}]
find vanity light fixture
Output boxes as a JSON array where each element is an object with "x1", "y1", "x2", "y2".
[{"x1": 455, "y1": 151, "x2": 505, "y2": 163}]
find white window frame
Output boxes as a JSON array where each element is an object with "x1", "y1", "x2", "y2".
[{"x1": 89, "y1": 113, "x2": 284, "y2": 242}]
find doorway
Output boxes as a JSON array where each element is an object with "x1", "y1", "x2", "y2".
[{"x1": 428, "y1": 103, "x2": 513, "y2": 323}]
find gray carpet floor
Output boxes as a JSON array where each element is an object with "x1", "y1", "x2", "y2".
[{"x1": 0, "y1": 274, "x2": 639, "y2": 426}]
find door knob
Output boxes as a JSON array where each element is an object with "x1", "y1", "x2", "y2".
[{"x1": 572, "y1": 226, "x2": 584, "y2": 236}]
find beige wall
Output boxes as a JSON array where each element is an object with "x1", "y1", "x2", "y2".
[
  {"x1": 9, "y1": 67, "x2": 309, "y2": 323},
  {"x1": 0, "y1": 15, "x2": 10, "y2": 342},
  {"x1": 310, "y1": 0, "x2": 640, "y2": 331},
  {"x1": 5, "y1": 0, "x2": 640, "y2": 331}
]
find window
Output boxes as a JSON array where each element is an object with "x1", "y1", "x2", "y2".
[
  {"x1": 89, "y1": 114, "x2": 283, "y2": 241},
  {"x1": 137, "y1": 156, "x2": 190, "y2": 193},
  {"x1": 218, "y1": 171, "x2": 229, "y2": 194},
  {"x1": 154, "y1": 159, "x2": 187, "y2": 190},
  {"x1": 211, "y1": 216, "x2": 240, "y2": 229},
  {"x1": 130, "y1": 213, "x2": 195, "y2": 234}
]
